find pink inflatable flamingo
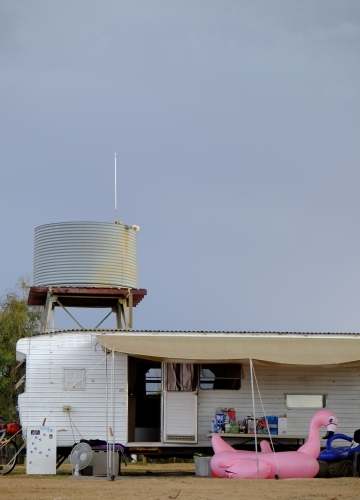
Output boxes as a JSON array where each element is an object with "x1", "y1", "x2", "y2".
[{"x1": 210, "y1": 410, "x2": 337, "y2": 479}]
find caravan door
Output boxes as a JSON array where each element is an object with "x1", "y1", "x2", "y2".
[{"x1": 162, "y1": 363, "x2": 198, "y2": 443}]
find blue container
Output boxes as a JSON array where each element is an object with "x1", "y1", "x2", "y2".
[{"x1": 265, "y1": 416, "x2": 278, "y2": 435}]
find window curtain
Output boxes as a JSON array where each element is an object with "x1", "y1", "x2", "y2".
[{"x1": 166, "y1": 363, "x2": 197, "y2": 391}]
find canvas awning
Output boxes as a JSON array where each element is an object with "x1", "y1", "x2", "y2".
[{"x1": 97, "y1": 332, "x2": 360, "y2": 366}]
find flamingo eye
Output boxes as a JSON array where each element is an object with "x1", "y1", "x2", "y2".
[{"x1": 329, "y1": 417, "x2": 335, "y2": 424}]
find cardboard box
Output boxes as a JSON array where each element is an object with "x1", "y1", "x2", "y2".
[
  {"x1": 277, "y1": 417, "x2": 287, "y2": 435},
  {"x1": 225, "y1": 423, "x2": 239, "y2": 433}
]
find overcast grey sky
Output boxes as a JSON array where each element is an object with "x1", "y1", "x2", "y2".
[{"x1": 1, "y1": 1, "x2": 360, "y2": 332}]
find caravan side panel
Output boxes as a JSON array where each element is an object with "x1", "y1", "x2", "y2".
[
  {"x1": 197, "y1": 363, "x2": 360, "y2": 446},
  {"x1": 18, "y1": 333, "x2": 128, "y2": 447}
]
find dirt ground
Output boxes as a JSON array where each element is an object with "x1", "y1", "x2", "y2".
[{"x1": 1, "y1": 462, "x2": 360, "y2": 500}]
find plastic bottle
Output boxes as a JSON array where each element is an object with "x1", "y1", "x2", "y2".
[{"x1": 211, "y1": 420, "x2": 216, "y2": 433}]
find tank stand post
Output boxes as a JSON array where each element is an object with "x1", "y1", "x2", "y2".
[
  {"x1": 116, "y1": 295, "x2": 133, "y2": 330},
  {"x1": 40, "y1": 290, "x2": 57, "y2": 334}
]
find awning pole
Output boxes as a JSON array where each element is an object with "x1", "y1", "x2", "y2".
[
  {"x1": 105, "y1": 344, "x2": 109, "y2": 478},
  {"x1": 112, "y1": 348, "x2": 115, "y2": 477},
  {"x1": 250, "y1": 358, "x2": 259, "y2": 478}
]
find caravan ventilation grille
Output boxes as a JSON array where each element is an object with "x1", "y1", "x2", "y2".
[{"x1": 165, "y1": 435, "x2": 196, "y2": 442}]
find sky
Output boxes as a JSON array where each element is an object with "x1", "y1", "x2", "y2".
[{"x1": 1, "y1": 1, "x2": 360, "y2": 333}]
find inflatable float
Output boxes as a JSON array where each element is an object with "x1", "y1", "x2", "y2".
[
  {"x1": 318, "y1": 429, "x2": 360, "y2": 462},
  {"x1": 211, "y1": 409, "x2": 338, "y2": 479}
]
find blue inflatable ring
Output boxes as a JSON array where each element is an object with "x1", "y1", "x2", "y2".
[{"x1": 318, "y1": 433, "x2": 360, "y2": 461}]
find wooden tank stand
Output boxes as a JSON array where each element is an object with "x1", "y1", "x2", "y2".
[{"x1": 28, "y1": 286, "x2": 147, "y2": 333}]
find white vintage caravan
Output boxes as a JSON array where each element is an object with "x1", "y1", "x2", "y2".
[
  {"x1": 16, "y1": 329, "x2": 360, "y2": 462},
  {"x1": 18, "y1": 221, "x2": 360, "y2": 463}
]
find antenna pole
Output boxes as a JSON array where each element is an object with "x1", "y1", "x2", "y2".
[{"x1": 114, "y1": 153, "x2": 117, "y2": 221}]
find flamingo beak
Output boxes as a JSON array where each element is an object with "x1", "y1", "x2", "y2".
[{"x1": 323, "y1": 422, "x2": 337, "y2": 439}]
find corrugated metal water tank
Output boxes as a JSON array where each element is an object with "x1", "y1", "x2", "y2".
[{"x1": 33, "y1": 221, "x2": 138, "y2": 288}]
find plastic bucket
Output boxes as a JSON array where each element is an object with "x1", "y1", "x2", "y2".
[{"x1": 194, "y1": 457, "x2": 212, "y2": 477}]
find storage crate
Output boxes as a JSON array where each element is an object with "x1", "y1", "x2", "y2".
[{"x1": 80, "y1": 451, "x2": 120, "y2": 476}]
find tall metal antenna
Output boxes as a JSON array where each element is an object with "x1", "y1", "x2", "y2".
[{"x1": 114, "y1": 153, "x2": 117, "y2": 221}]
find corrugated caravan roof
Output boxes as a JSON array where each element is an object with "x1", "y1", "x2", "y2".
[
  {"x1": 45, "y1": 329, "x2": 360, "y2": 336},
  {"x1": 97, "y1": 331, "x2": 360, "y2": 365}
]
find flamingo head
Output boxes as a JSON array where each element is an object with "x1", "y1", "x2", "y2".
[
  {"x1": 312, "y1": 409, "x2": 338, "y2": 439},
  {"x1": 323, "y1": 414, "x2": 337, "y2": 439}
]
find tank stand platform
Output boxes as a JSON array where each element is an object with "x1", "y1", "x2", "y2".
[{"x1": 28, "y1": 286, "x2": 147, "y2": 333}]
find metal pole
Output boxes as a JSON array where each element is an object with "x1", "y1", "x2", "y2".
[
  {"x1": 55, "y1": 299, "x2": 84, "y2": 329},
  {"x1": 250, "y1": 358, "x2": 259, "y2": 478},
  {"x1": 112, "y1": 348, "x2": 115, "y2": 477},
  {"x1": 105, "y1": 345, "x2": 109, "y2": 478},
  {"x1": 94, "y1": 310, "x2": 113, "y2": 330},
  {"x1": 115, "y1": 153, "x2": 117, "y2": 221},
  {"x1": 51, "y1": 307, "x2": 55, "y2": 333}
]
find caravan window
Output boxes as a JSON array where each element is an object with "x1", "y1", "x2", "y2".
[
  {"x1": 199, "y1": 364, "x2": 242, "y2": 390},
  {"x1": 285, "y1": 394, "x2": 326, "y2": 409},
  {"x1": 63, "y1": 368, "x2": 86, "y2": 391},
  {"x1": 146, "y1": 368, "x2": 162, "y2": 395}
]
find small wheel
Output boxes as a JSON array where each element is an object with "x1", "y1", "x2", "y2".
[{"x1": 0, "y1": 441, "x2": 18, "y2": 475}]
